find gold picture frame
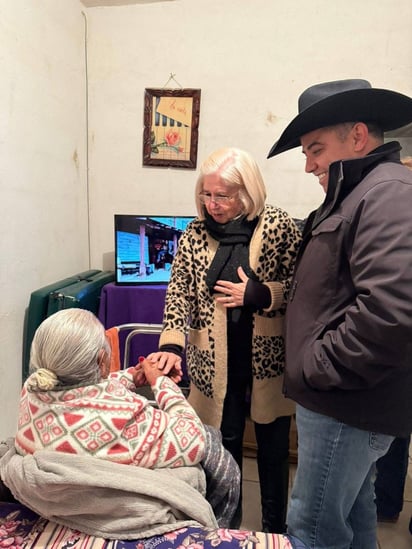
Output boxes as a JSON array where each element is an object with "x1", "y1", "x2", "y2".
[{"x1": 143, "y1": 88, "x2": 201, "y2": 169}]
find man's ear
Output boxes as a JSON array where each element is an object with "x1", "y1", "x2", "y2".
[{"x1": 352, "y1": 122, "x2": 370, "y2": 152}]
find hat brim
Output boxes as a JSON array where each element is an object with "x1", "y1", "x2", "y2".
[{"x1": 267, "y1": 88, "x2": 412, "y2": 158}]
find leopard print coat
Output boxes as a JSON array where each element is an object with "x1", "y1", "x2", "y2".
[{"x1": 159, "y1": 205, "x2": 301, "y2": 428}]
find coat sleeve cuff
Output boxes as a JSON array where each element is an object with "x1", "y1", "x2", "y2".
[
  {"x1": 159, "y1": 329, "x2": 186, "y2": 349},
  {"x1": 263, "y1": 281, "x2": 285, "y2": 311}
]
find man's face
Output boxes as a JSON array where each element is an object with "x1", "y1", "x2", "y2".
[{"x1": 301, "y1": 126, "x2": 356, "y2": 192}]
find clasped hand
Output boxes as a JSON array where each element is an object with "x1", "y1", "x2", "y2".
[
  {"x1": 133, "y1": 267, "x2": 250, "y2": 386},
  {"x1": 134, "y1": 354, "x2": 183, "y2": 386}
]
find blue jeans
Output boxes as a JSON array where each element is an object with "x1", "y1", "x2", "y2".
[{"x1": 287, "y1": 405, "x2": 394, "y2": 549}]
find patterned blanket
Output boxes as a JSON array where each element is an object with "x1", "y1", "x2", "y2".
[
  {"x1": 0, "y1": 501, "x2": 308, "y2": 549},
  {"x1": 0, "y1": 441, "x2": 217, "y2": 539}
]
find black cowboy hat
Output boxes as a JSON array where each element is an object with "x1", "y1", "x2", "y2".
[{"x1": 267, "y1": 79, "x2": 412, "y2": 158}]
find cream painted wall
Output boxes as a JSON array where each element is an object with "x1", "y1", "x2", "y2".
[
  {"x1": 0, "y1": 1, "x2": 89, "y2": 438},
  {"x1": 1, "y1": 0, "x2": 411, "y2": 439},
  {"x1": 85, "y1": 0, "x2": 412, "y2": 270}
]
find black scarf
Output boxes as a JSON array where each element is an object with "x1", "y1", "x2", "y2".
[{"x1": 204, "y1": 211, "x2": 258, "y2": 290}]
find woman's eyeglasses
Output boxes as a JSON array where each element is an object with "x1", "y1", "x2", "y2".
[{"x1": 198, "y1": 192, "x2": 239, "y2": 205}]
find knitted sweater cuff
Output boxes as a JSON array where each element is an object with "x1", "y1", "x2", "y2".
[
  {"x1": 263, "y1": 281, "x2": 285, "y2": 311},
  {"x1": 159, "y1": 329, "x2": 186, "y2": 349}
]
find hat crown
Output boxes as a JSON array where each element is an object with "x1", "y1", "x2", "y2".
[
  {"x1": 268, "y1": 78, "x2": 412, "y2": 158},
  {"x1": 298, "y1": 79, "x2": 372, "y2": 113}
]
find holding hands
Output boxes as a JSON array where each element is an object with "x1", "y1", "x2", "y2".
[{"x1": 134, "y1": 354, "x2": 183, "y2": 386}]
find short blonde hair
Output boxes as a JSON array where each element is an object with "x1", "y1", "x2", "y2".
[
  {"x1": 194, "y1": 147, "x2": 267, "y2": 220},
  {"x1": 28, "y1": 309, "x2": 110, "y2": 391}
]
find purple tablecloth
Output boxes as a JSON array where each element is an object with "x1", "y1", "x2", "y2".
[{"x1": 98, "y1": 282, "x2": 167, "y2": 367}]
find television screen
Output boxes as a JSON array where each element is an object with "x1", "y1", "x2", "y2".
[{"x1": 114, "y1": 215, "x2": 195, "y2": 285}]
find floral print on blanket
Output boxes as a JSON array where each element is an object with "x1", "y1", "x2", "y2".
[
  {"x1": 0, "y1": 507, "x2": 39, "y2": 549},
  {"x1": 113, "y1": 528, "x2": 258, "y2": 549},
  {"x1": 166, "y1": 527, "x2": 258, "y2": 548},
  {"x1": 0, "y1": 503, "x2": 307, "y2": 549},
  {"x1": 112, "y1": 527, "x2": 300, "y2": 549}
]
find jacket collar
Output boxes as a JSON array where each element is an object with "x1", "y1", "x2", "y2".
[{"x1": 311, "y1": 141, "x2": 402, "y2": 230}]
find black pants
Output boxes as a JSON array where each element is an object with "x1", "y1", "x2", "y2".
[
  {"x1": 375, "y1": 435, "x2": 411, "y2": 518},
  {"x1": 220, "y1": 376, "x2": 291, "y2": 532}
]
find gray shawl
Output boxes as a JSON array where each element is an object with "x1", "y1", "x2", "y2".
[{"x1": 0, "y1": 439, "x2": 217, "y2": 540}]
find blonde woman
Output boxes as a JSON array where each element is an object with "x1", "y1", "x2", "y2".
[{"x1": 149, "y1": 147, "x2": 301, "y2": 530}]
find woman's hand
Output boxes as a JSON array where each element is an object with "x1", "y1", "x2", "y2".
[
  {"x1": 146, "y1": 351, "x2": 183, "y2": 384},
  {"x1": 131, "y1": 360, "x2": 146, "y2": 387},
  {"x1": 214, "y1": 266, "x2": 249, "y2": 308},
  {"x1": 139, "y1": 357, "x2": 166, "y2": 387}
]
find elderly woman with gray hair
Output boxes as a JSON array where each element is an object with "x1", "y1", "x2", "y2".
[
  {"x1": 16, "y1": 308, "x2": 207, "y2": 469},
  {"x1": 13, "y1": 308, "x2": 240, "y2": 528}
]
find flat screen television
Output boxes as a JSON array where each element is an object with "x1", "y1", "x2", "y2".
[{"x1": 114, "y1": 215, "x2": 195, "y2": 285}]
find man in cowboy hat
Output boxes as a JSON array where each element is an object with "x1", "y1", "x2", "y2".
[{"x1": 268, "y1": 79, "x2": 412, "y2": 548}]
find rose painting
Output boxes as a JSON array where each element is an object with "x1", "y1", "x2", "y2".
[
  {"x1": 150, "y1": 129, "x2": 184, "y2": 155},
  {"x1": 143, "y1": 89, "x2": 201, "y2": 169}
]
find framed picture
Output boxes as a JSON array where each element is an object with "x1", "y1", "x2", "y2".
[{"x1": 143, "y1": 88, "x2": 201, "y2": 169}]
